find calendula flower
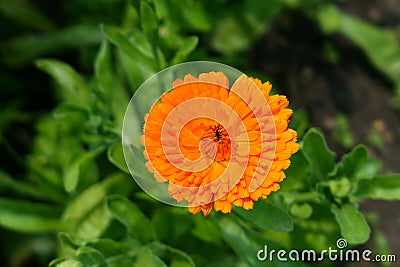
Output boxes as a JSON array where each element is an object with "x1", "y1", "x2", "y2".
[{"x1": 141, "y1": 71, "x2": 298, "y2": 216}]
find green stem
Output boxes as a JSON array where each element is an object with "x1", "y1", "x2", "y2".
[{"x1": 291, "y1": 191, "x2": 321, "y2": 203}]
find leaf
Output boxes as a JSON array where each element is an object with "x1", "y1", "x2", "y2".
[
  {"x1": 87, "y1": 238, "x2": 131, "y2": 259},
  {"x1": 302, "y1": 128, "x2": 335, "y2": 184},
  {"x1": 94, "y1": 40, "x2": 113, "y2": 98},
  {"x1": 335, "y1": 145, "x2": 380, "y2": 181},
  {"x1": 53, "y1": 104, "x2": 90, "y2": 119},
  {"x1": 36, "y1": 59, "x2": 91, "y2": 106},
  {"x1": 282, "y1": 150, "x2": 310, "y2": 190},
  {"x1": 146, "y1": 242, "x2": 195, "y2": 267},
  {"x1": 61, "y1": 173, "x2": 131, "y2": 241},
  {"x1": 316, "y1": 5, "x2": 341, "y2": 34},
  {"x1": 64, "y1": 146, "x2": 106, "y2": 193},
  {"x1": 234, "y1": 201, "x2": 293, "y2": 232},
  {"x1": 107, "y1": 195, "x2": 155, "y2": 243},
  {"x1": 339, "y1": 13, "x2": 400, "y2": 84},
  {"x1": 75, "y1": 246, "x2": 107, "y2": 267},
  {"x1": 94, "y1": 42, "x2": 130, "y2": 131},
  {"x1": 134, "y1": 247, "x2": 166, "y2": 267},
  {"x1": 192, "y1": 215, "x2": 222, "y2": 245},
  {"x1": 211, "y1": 0, "x2": 283, "y2": 55},
  {"x1": 353, "y1": 174, "x2": 400, "y2": 200},
  {"x1": 331, "y1": 203, "x2": 370, "y2": 244},
  {"x1": 335, "y1": 145, "x2": 366, "y2": 178},
  {"x1": 59, "y1": 232, "x2": 81, "y2": 250},
  {"x1": 177, "y1": 0, "x2": 211, "y2": 32},
  {"x1": 211, "y1": 17, "x2": 251, "y2": 55},
  {"x1": 50, "y1": 259, "x2": 83, "y2": 267},
  {"x1": 0, "y1": 170, "x2": 53, "y2": 200},
  {"x1": 213, "y1": 215, "x2": 304, "y2": 267},
  {"x1": 5, "y1": 25, "x2": 102, "y2": 67},
  {"x1": 107, "y1": 142, "x2": 129, "y2": 173},
  {"x1": 117, "y1": 49, "x2": 146, "y2": 91},
  {"x1": 0, "y1": 197, "x2": 61, "y2": 232},
  {"x1": 101, "y1": 24, "x2": 157, "y2": 71},
  {"x1": 140, "y1": 1, "x2": 158, "y2": 43},
  {"x1": 171, "y1": 36, "x2": 198, "y2": 65},
  {"x1": 75, "y1": 203, "x2": 111, "y2": 242},
  {"x1": 289, "y1": 109, "x2": 310, "y2": 139},
  {"x1": 152, "y1": 0, "x2": 211, "y2": 32}
]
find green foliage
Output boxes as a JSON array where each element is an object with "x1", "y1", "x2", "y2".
[
  {"x1": 302, "y1": 128, "x2": 335, "y2": 184},
  {"x1": 316, "y1": 4, "x2": 400, "y2": 107},
  {"x1": 331, "y1": 203, "x2": 370, "y2": 244},
  {"x1": 1, "y1": 0, "x2": 400, "y2": 266},
  {"x1": 234, "y1": 201, "x2": 293, "y2": 232}
]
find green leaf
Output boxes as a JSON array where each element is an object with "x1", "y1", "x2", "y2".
[
  {"x1": 176, "y1": 0, "x2": 211, "y2": 32},
  {"x1": 213, "y1": 215, "x2": 304, "y2": 267},
  {"x1": 64, "y1": 146, "x2": 106, "y2": 193},
  {"x1": 107, "y1": 142, "x2": 129, "y2": 173},
  {"x1": 339, "y1": 13, "x2": 400, "y2": 84},
  {"x1": 171, "y1": 36, "x2": 198, "y2": 65},
  {"x1": 282, "y1": 150, "x2": 310, "y2": 190},
  {"x1": 146, "y1": 242, "x2": 195, "y2": 267},
  {"x1": 140, "y1": 1, "x2": 158, "y2": 43},
  {"x1": 289, "y1": 109, "x2": 310, "y2": 139},
  {"x1": 316, "y1": 5, "x2": 341, "y2": 34},
  {"x1": 94, "y1": 42, "x2": 130, "y2": 131},
  {"x1": 234, "y1": 201, "x2": 293, "y2": 232},
  {"x1": 0, "y1": 197, "x2": 60, "y2": 232},
  {"x1": 151, "y1": 208, "x2": 193, "y2": 243},
  {"x1": 87, "y1": 238, "x2": 131, "y2": 259},
  {"x1": 53, "y1": 104, "x2": 90, "y2": 119},
  {"x1": 76, "y1": 246, "x2": 107, "y2": 267},
  {"x1": 335, "y1": 145, "x2": 380, "y2": 181},
  {"x1": 134, "y1": 247, "x2": 166, "y2": 267},
  {"x1": 353, "y1": 174, "x2": 400, "y2": 200},
  {"x1": 302, "y1": 128, "x2": 335, "y2": 183},
  {"x1": 192, "y1": 215, "x2": 222, "y2": 245},
  {"x1": 0, "y1": 170, "x2": 53, "y2": 200},
  {"x1": 107, "y1": 195, "x2": 155, "y2": 243},
  {"x1": 36, "y1": 59, "x2": 91, "y2": 107},
  {"x1": 94, "y1": 40, "x2": 113, "y2": 99},
  {"x1": 336, "y1": 145, "x2": 367, "y2": 178},
  {"x1": 101, "y1": 24, "x2": 157, "y2": 71},
  {"x1": 331, "y1": 203, "x2": 370, "y2": 244},
  {"x1": 61, "y1": 173, "x2": 131, "y2": 241},
  {"x1": 50, "y1": 259, "x2": 83, "y2": 267},
  {"x1": 211, "y1": 17, "x2": 251, "y2": 55},
  {"x1": 117, "y1": 49, "x2": 146, "y2": 91},
  {"x1": 5, "y1": 25, "x2": 102, "y2": 67},
  {"x1": 152, "y1": 0, "x2": 211, "y2": 32},
  {"x1": 59, "y1": 232, "x2": 81, "y2": 250}
]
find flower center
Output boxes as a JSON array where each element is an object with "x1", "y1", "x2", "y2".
[{"x1": 200, "y1": 124, "x2": 231, "y2": 162}]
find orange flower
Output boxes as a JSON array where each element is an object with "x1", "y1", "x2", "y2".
[{"x1": 141, "y1": 72, "x2": 298, "y2": 216}]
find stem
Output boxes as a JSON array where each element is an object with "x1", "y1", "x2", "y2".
[{"x1": 291, "y1": 191, "x2": 321, "y2": 203}]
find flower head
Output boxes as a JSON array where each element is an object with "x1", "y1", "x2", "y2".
[{"x1": 142, "y1": 72, "x2": 298, "y2": 216}]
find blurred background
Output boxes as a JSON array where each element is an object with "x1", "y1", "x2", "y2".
[{"x1": 1, "y1": 0, "x2": 399, "y2": 266}]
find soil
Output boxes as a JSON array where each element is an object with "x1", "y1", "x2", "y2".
[{"x1": 251, "y1": 0, "x2": 400, "y2": 266}]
